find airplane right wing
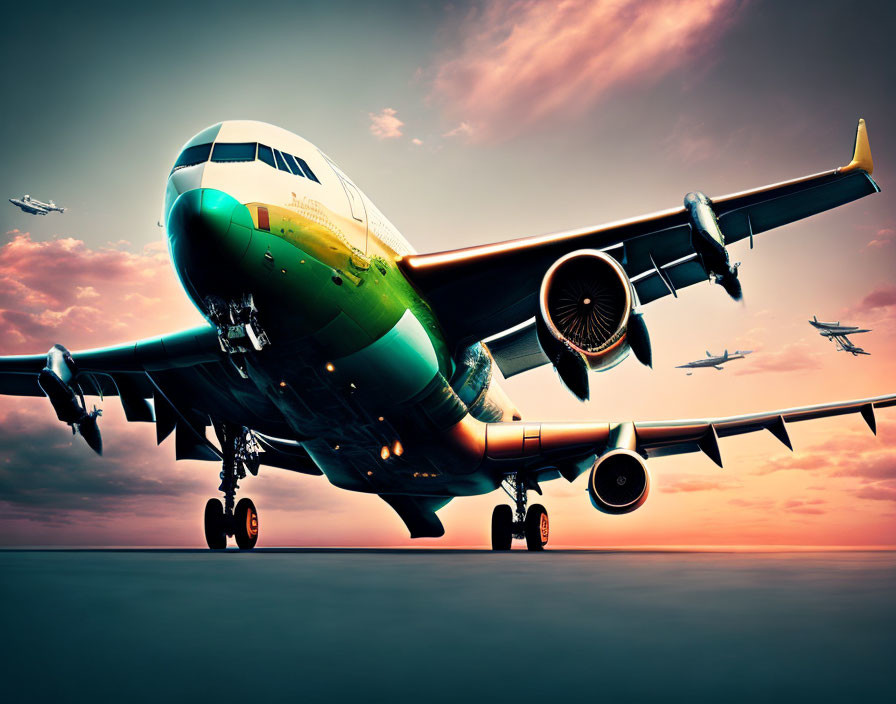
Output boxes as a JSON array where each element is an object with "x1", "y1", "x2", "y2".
[
  {"x1": 480, "y1": 392, "x2": 896, "y2": 478},
  {"x1": 404, "y1": 120, "x2": 879, "y2": 376}
]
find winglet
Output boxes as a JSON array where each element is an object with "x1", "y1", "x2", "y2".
[{"x1": 840, "y1": 118, "x2": 873, "y2": 175}]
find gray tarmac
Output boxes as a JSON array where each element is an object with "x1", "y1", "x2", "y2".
[{"x1": 1, "y1": 549, "x2": 893, "y2": 702}]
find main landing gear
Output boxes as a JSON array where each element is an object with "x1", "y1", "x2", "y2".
[
  {"x1": 204, "y1": 422, "x2": 261, "y2": 550},
  {"x1": 491, "y1": 474, "x2": 549, "y2": 551}
]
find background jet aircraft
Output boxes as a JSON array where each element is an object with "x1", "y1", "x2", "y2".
[
  {"x1": 8, "y1": 194, "x2": 66, "y2": 215},
  {"x1": 810, "y1": 315, "x2": 871, "y2": 356},
  {"x1": 0, "y1": 118, "x2": 889, "y2": 552},
  {"x1": 676, "y1": 349, "x2": 753, "y2": 372}
]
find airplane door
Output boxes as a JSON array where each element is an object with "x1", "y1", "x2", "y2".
[{"x1": 339, "y1": 178, "x2": 368, "y2": 250}]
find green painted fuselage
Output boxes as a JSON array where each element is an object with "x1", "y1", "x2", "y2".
[{"x1": 165, "y1": 124, "x2": 518, "y2": 498}]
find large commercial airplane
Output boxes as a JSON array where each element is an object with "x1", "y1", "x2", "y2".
[
  {"x1": 0, "y1": 119, "x2": 891, "y2": 551},
  {"x1": 8, "y1": 194, "x2": 66, "y2": 215}
]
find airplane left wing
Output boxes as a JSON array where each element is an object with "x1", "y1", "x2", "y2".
[
  {"x1": 0, "y1": 327, "x2": 319, "y2": 474},
  {"x1": 481, "y1": 393, "x2": 896, "y2": 478},
  {"x1": 0, "y1": 326, "x2": 228, "y2": 457},
  {"x1": 402, "y1": 120, "x2": 878, "y2": 365}
]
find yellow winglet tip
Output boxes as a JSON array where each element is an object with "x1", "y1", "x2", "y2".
[{"x1": 840, "y1": 118, "x2": 873, "y2": 175}]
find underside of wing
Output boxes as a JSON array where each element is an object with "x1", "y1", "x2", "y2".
[
  {"x1": 0, "y1": 326, "x2": 295, "y2": 461},
  {"x1": 401, "y1": 120, "x2": 879, "y2": 353}
]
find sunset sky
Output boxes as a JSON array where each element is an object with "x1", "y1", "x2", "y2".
[{"x1": 1, "y1": 0, "x2": 895, "y2": 547}]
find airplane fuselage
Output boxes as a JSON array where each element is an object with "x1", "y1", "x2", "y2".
[
  {"x1": 164, "y1": 121, "x2": 524, "y2": 498},
  {"x1": 9, "y1": 198, "x2": 48, "y2": 215}
]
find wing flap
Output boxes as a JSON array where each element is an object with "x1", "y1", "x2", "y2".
[{"x1": 717, "y1": 170, "x2": 879, "y2": 245}]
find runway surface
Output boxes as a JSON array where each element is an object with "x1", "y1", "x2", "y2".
[{"x1": 1, "y1": 549, "x2": 894, "y2": 702}]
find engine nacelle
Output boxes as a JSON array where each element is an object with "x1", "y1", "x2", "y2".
[
  {"x1": 37, "y1": 344, "x2": 103, "y2": 455},
  {"x1": 537, "y1": 250, "x2": 651, "y2": 400},
  {"x1": 588, "y1": 449, "x2": 650, "y2": 515}
]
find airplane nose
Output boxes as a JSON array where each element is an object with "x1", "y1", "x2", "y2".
[{"x1": 167, "y1": 188, "x2": 253, "y2": 303}]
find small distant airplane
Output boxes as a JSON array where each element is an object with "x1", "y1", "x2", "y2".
[
  {"x1": 676, "y1": 349, "x2": 753, "y2": 373},
  {"x1": 809, "y1": 316, "x2": 871, "y2": 356},
  {"x1": 9, "y1": 194, "x2": 66, "y2": 215}
]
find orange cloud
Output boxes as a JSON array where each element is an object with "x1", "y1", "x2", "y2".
[
  {"x1": 368, "y1": 107, "x2": 405, "y2": 139},
  {"x1": 429, "y1": 0, "x2": 741, "y2": 142},
  {"x1": 734, "y1": 342, "x2": 823, "y2": 376},
  {"x1": 865, "y1": 227, "x2": 895, "y2": 249}
]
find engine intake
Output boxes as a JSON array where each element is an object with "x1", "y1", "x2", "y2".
[
  {"x1": 588, "y1": 449, "x2": 650, "y2": 515},
  {"x1": 537, "y1": 250, "x2": 650, "y2": 400}
]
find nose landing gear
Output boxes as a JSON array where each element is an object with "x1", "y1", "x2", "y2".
[
  {"x1": 206, "y1": 294, "x2": 271, "y2": 379},
  {"x1": 203, "y1": 422, "x2": 261, "y2": 550},
  {"x1": 491, "y1": 474, "x2": 549, "y2": 551}
]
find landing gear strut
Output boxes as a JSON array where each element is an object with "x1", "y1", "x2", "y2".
[
  {"x1": 203, "y1": 422, "x2": 261, "y2": 550},
  {"x1": 206, "y1": 294, "x2": 270, "y2": 378},
  {"x1": 491, "y1": 474, "x2": 549, "y2": 551}
]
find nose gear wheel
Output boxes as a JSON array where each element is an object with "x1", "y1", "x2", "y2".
[{"x1": 202, "y1": 422, "x2": 261, "y2": 549}]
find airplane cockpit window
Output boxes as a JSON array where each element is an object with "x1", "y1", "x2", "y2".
[
  {"x1": 282, "y1": 152, "x2": 305, "y2": 177},
  {"x1": 296, "y1": 157, "x2": 320, "y2": 183},
  {"x1": 273, "y1": 149, "x2": 291, "y2": 173},
  {"x1": 171, "y1": 143, "x2": 212, "y2": 173},
  {"x1": 211, "y1": 142, "x2": 257, "y2": 162},
  {"x1": 202, "y1": 139, "x2": 321, "y2": 184},
  {"x1": 257, "y1": 144, "x2": 276, "y2": 168}
]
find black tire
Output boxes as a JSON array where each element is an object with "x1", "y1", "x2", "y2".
[
  {"x1": 525, "y1": 504, "x2": 549, "y2": 551},
  {"x1": 204, "y1": 498, "x2": 226, "y2": 550},
  {"x1": 234, "y1": 498, "x2": 259, "y2": 550},
  {"x1": 491, "y1": 504, "x2": 513, "y2": 551}
]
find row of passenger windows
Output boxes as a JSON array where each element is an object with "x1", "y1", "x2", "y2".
[{"x1": 172, "y1": 142, "x2": 321, "y2": 183}]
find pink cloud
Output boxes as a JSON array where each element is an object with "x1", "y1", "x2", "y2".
[
  {"x1": 442, "y1": 122, "x2": 474, "y2": 140},
  {"x1": 429, "y1": 0, "x2": 740, "y2": 142},
  {"x1": 856, "y1": 285, "x2": 896, "y2": 313},
  {"x1": 865, "y1": 227, "x2": 895, "y2": 249},
  {"x1": 0, "y1": 232, "x2": 202, "y2": 354},
  {"x1": 368, "y1": 108, "x2": 405, "y2": 139},
  {"x1": 734, "y1": 342, "x2": 823, "y2": 376},
  {"x1": 855, "y1": 485, "x2": 896, "y2": 502},
  {"x1": 662, "y1": 476, "x2": 740, "y2": 493}
]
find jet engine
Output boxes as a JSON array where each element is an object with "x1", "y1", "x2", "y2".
[
  {"x1": 37, "y1": 344, "x2": 103, "y2": 455},
  {"x1": 587, "y1": 449, "x2": 650, "y2": 515},
  {"x1": 537, "y1": 250, "x2": 651, "y2": 400}
]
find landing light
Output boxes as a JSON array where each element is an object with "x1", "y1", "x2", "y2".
[
  {"x1": 393, "y1": 441, "x2": 404, "y2": 457},
  {"x1": 380, "y1": 445, "x2": 391, "y2": 460},
  {"x1": 325, "y1": 363, "x2": 335, "y2": 372}
]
